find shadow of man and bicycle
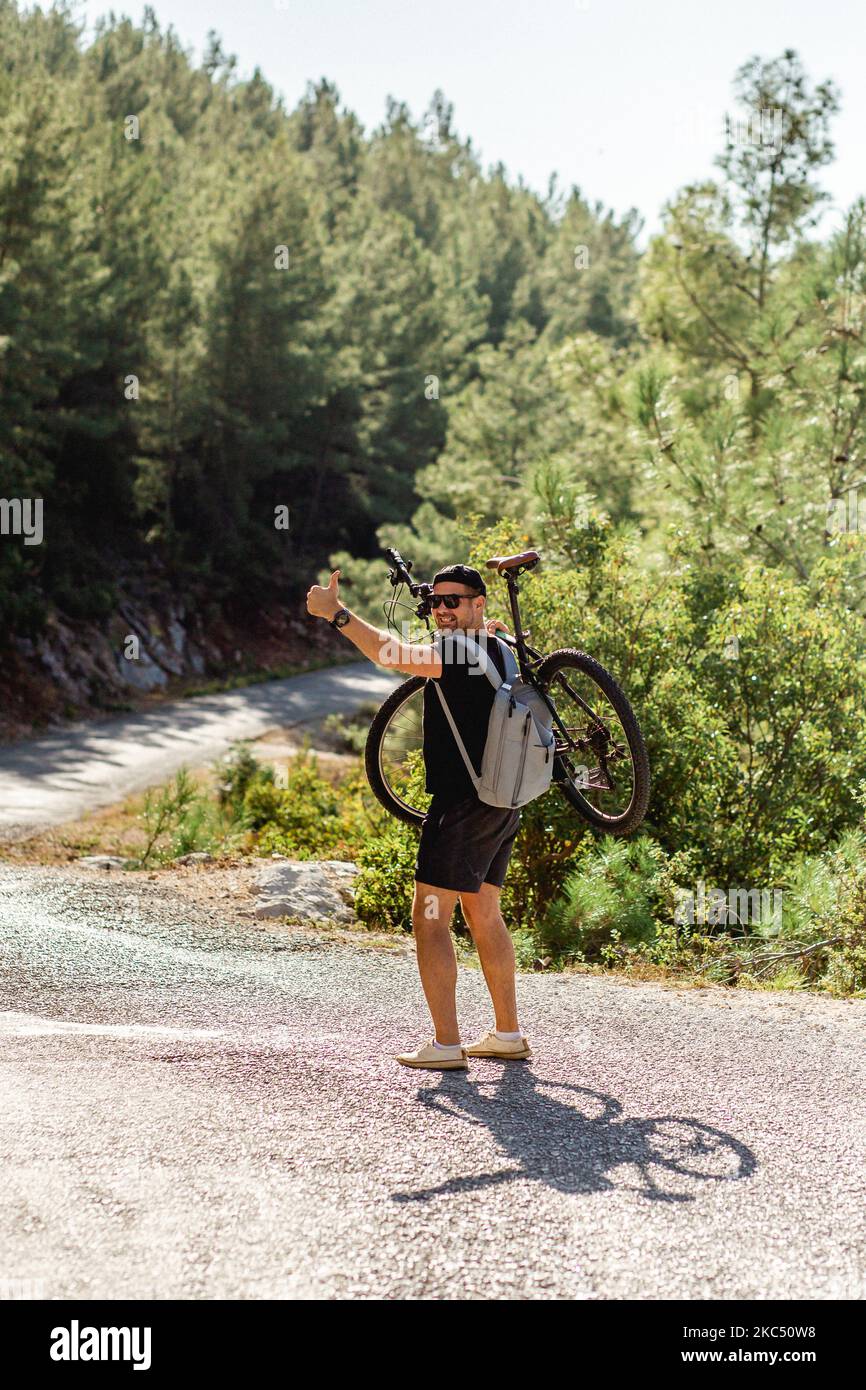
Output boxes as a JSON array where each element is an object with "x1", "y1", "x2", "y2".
[{"x1": 391, "y1": 1063, "x2": 756, "y2": 1204}]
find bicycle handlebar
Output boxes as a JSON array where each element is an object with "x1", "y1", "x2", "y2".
[
  {"x1": 384, "y1": 547, "x2": 431, "y2": 599},
  {"x1": 384, "y1": 546, "x2": 410, "y2": 583},
  {"x1": 383, "y1": 546, "x2": 531, "y2": 651}
]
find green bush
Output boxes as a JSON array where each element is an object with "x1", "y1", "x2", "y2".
[
  {"x1": 139, "y1": 769, "x2": 199, "y2": 866},
  {"x1": 821, "y1": 864, "x2": 866, "y2": 997},
  {"x1": 354, "y1": 752, "x2": 427, "y2": 930},
  {"x1": 354, "y1": 816, "x2": 421, "y2": 932},
  {"x1": 773, "y1": 825, "x2": 866, "y2": 996},
  {"x1": 321, "y1": 702, "x2": 382, "y2": 754},
  {"x1": 468, "y1": 520, "x2": 866, "y2": 886},
  {"x1": 137, "y1": 766, "x2": 246, "y2": 865},
  {"x1": 536, "y1": 836, "x2": 672, "y2": 963},
  {"x1": 164, "y1": 796, "x2": 247, "y2": 862},
  {"x1": 497, "y1": 790, "x2": 598, "y2": 934},
  {"x1": 216, "y1": 742, "x2": 272, "y2": 812},
  {"x1": 246, "y1": 749, "x2": 383, "y2": 860}
]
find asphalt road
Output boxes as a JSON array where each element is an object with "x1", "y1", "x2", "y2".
[
  {"x1": 1, "y1": 865, "x2": 864, "y2": 1300},
  {"x1": 0, "y1": 661, "x2": 398, "y2": 840}
]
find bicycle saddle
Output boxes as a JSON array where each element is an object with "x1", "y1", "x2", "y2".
[{"x1": 485, "y1": 549, "x2": 540, "y2": 573}]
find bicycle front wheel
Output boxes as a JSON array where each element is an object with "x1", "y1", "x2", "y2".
[
  {"x1": 364, "y1": 676, "x2": 431, "y2": 827},
  {"x1": 537, "y1": 648, "x2": 650, "y2": 835}
]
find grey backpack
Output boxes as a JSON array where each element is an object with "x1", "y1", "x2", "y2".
[{"x1": 432, "y1": 631, "x2": 556, "y2": 809}]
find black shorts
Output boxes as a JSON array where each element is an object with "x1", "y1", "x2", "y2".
[{"x1": 415, "y1": 793, "x2": 521, "y2": 893}]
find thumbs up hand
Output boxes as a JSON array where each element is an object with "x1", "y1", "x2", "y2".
[{"x1": 306, "y1": 569, "x2": 342, "y2": 620}]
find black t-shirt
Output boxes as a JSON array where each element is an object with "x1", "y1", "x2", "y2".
[{"x1": 423, "y1": 632, "x2": 509, "y2": 804}]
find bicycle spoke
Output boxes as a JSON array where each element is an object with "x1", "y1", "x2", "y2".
[
  {"x1": 547, "y1": 668, "x2": 638, "y2": 820},
  {"x1": 376, "y1": 685, "x2": 430, "y2": 817}
]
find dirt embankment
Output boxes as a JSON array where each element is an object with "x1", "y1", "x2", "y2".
[{"x1": 0, "y1": 577, "x2": 344, "y2": 743}]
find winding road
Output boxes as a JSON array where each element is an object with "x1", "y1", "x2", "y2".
[{"x1": 0, "y1": 660, "x2": 398, "y2": 839}]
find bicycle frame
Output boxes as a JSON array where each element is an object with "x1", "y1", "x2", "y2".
[
  {"x1": 497, "y1": 565, "x2": 542, "y2": 677},
  {"x1": 497, "y1": 566, "x2": 613, "y2": 751}
]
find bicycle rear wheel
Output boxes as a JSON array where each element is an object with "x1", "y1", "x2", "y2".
[
  {"x1": 536, "y1": 648, "x2": 650, "y2": 835},
  {"x1": 364, "y1": 676, "x2": 430, "y2": 827}
]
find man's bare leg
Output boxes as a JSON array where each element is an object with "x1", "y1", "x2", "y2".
[
  {"x1": 459, "y1": 882, "x2": 520, "y2": 1032},
  {"x1": 411, "y1": 881, "x2": 462, "y2": 1045}
]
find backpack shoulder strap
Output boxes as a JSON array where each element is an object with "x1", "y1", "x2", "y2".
[
  {"x1": 430, "y1": 632, "x2": 519, "y2": 786},
  {"x1": 491, "y1": 635, "x2": 520, "y2": 685},
  {"x1": 439, "y1": 630, "x2": 518, "y2": 690}
]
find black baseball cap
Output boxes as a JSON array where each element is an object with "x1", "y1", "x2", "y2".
[{"x1": 431, "y1": 563, "x2": 486, "y2": 596}]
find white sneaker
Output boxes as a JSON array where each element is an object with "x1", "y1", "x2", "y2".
[
  {"x1": 464, "y1": 1030, "x2": 532, "y2": 1059},
  {"x1": 395, "y1": 1038, "x2": 468, "y2": 1069}
]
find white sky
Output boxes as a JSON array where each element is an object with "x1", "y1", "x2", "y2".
[{"x1": 70, "y1": 0, "x2": 865, "y2": 242}]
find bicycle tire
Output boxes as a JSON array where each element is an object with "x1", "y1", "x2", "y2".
[
  {"x1": 536, "y1": 648, "x2": 650, "y2": 835},
  {"x1": 364, "y1": 675, "x2": 427, "y2": 827}
]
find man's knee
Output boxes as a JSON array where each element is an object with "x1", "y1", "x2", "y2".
[
  {"x1": 460, "y1": 885, "x2": 505, "y2": 933},
  {"x1": 411, "y1": 885, "x2": 453, "y2": 931}
]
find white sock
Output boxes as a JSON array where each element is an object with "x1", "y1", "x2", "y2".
[
  {"x1": 495, "y1": 1029, "x2": 523, "y2": 1040},
  {"x1": 433, "y1": 1039, "x2": 462, "y2": 1050}
]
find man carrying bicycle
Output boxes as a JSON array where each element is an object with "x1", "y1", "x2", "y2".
[{"x1": 306, "y1": 563, "x2": 531, "y2": 1072}]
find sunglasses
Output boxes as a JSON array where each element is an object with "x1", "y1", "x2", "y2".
[{"x1": 429, "y1": 592, "x2": 480, "y2": 609}]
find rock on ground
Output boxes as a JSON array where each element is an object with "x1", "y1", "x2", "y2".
[{"x1": 254, "y1": 859, "x2": 360, "y2": 924}]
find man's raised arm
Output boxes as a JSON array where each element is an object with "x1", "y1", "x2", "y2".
[{"x1": 305, "y1": 570, "x2": 443, "y2": 677}]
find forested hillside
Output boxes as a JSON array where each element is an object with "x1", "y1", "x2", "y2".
[
  {"x1": 0, "y1": 0, "x2": 638, "y2": 645},
  {"x1": 2, "y1": 4, "x2": 864, "y2": 758}
]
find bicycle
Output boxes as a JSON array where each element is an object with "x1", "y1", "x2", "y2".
[{"x1": 364, "y1": 546, "x2": 651, "y2": 835}]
